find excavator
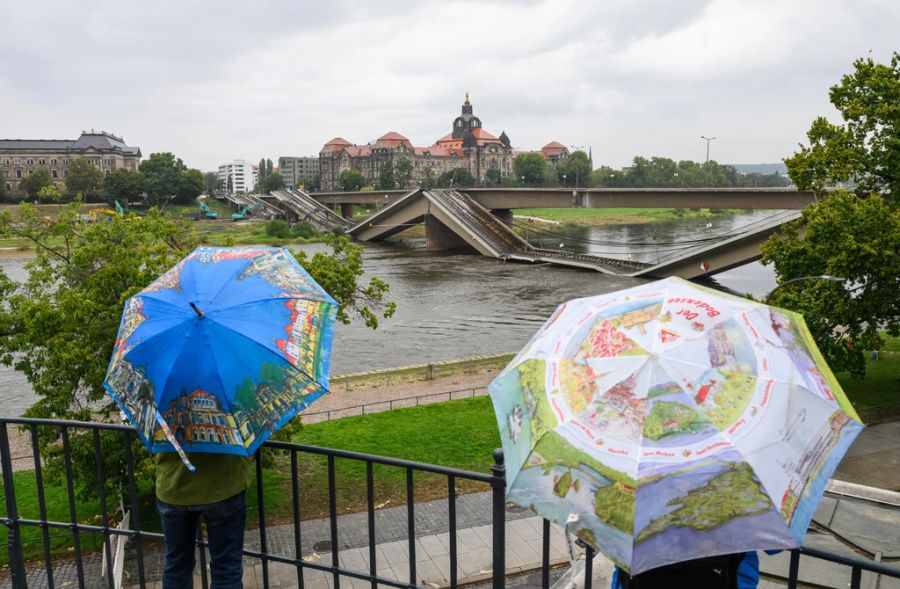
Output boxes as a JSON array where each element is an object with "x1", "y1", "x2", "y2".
[
  {"x1": 231, "y1": 202, "x2": 257, "y2": 221},
  {"x1": 198, "y1": 200, "x2": 218, "y2": 219}
]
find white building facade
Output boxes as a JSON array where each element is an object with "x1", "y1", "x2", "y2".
[{"x1": 217, "y1": 159, "x2": 257, "y2": 194}]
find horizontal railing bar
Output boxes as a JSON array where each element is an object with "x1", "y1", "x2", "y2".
[
  {"x1": 797, "y1": 547, "x2": 900, "y2": 577},
  {"x1": 0, "y1": 417, "x2": 133, "y2": 430},
  {"x1": 264, "y1": 440, "x2": 493, "y2": 482}
]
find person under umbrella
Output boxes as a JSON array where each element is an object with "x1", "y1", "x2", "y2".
[
  {"x1": 489, "y1": 277, "x2": 863, "y2": 580},
  {"x1": 104, "y1": 246, "x2": 337, "y2": 588}
]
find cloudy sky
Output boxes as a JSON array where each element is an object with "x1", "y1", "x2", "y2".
[{"x1": 1, "y1": 0, "x2": 897, "y2": 171}]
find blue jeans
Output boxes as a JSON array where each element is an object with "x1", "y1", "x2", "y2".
[{"x1": 157, "y1": 491, "x2": 246, "y2": 589}]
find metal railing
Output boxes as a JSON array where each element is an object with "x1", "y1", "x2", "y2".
[{"x1": 3, "y1": 417, "x2": 900, "y2": 588}]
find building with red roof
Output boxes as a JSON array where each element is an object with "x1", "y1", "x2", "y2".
[{"x1": 318, "y1": 95, "x2": 571, "y2": 191}]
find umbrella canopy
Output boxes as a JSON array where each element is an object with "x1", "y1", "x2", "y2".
[
  {"x1": 103, "y1": 246, "x2": 337, "y2": 469},
  {"x1": 489, "y1": 277, "x2": 863, "y2": 575}
]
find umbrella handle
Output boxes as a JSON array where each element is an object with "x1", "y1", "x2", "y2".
[{"x1": 154, "y1": 410, "x2": 196, "y2": 472}]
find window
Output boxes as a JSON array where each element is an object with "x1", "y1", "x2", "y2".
[
  {"x1": 13, "y1": 158, "x2": 20, "y2": 164},
  {"x1": 52, "y1": 170, "x2": 58, "y2": 178},
  {"x1": 26, "y1": 159, "x2": 33, "y2": 165},
  {"x1": 16, "y1": 170, "x2": 22, "y2": 178},
  {"x1": 39, "y1": 159, "x2": 45, "y2": 165},
  {"x1": 51, "y1": 159, "x2": 57, "y2": 165}
]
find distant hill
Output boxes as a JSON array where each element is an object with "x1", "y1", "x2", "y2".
[{"x1": 729, "y1": 163, "x2": 788, "y2": 175}]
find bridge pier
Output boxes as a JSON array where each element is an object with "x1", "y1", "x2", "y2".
[
  {"x1": 425, "y1": 215, "x2": 476, "y2": 252},
  {"x1": 340, "y1": 203, "x2": 354, "y2": 219},
  {"x1": 490, "y1": 208, "x2": 514, "y2": 227}
]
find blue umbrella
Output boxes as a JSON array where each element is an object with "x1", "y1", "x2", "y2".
[{"x1": 103, "y1": 246, "x2": 337, "y2": 470}]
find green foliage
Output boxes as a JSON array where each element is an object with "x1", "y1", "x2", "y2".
[
  {"x1": 591, "y1": 156, "x2": 789, "y2": 189},
  {"x1": 761, "y1": 191, "x2": 900, "y2": 376},
  {"x1": 204, "y1": 171, "x2": 219, "y2": 196},
  {"x1": 420, "y1": 166, "x2": 436, "y2": 189},
  {"x1": 394, "y1": 158, "x2": 413, "y2": 189},
  {"x1": 102, "y1": 169, "x2": 144, "y2": 204},
  {"x1": 785, "y1": 52, "x2": 900, "y2": 197},
  {"x1": 264, "y1": 219, "x2": 291, "y2": 238},
  {"x1": 0, "y1": 202, "x2": 395, "y2": 504},
  {"x1": 291, "y1": 220, "x2": 319, "y2": 239},
  {"x1": 557, "y1": 150, "x2": 592, "y2": 187},
  {"x1": 64, "y1": 157, "x2": 102, "y2": 199},
  {"x1": 139, "y1": 152, "x2": 203, "y2": 206},
  {"x1": 258, "y1": 172, "x2": 285, "y2": 194},
  {"x1": 294, "y1": 234, "x2": 396, "y2": 329},
  {"x1": 435, "y1": 167, "x2": 475, "y2": 188},
  {"x1": 513, "y1": 152, "x2": 549, "y2": 185},
  {"x1": 19, "y1": 166, "x2": 53, "y2": 198},
  {"x1": 339, "y1": 169, "x2": 366, "y2": 192},
  {"x1": 377, "y1": 160, "x2": 396, "y2": 190},
  {"x1": 37, "y1": 184, "x2": 60, "y2": 203},
  {"x1": 483, "y1": 167, "x2": 502, "y2": 187}
]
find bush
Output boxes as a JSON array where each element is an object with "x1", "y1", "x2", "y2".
[
  {"x1": 265, "y1": 219, "x2": 290, "y2": 238},
  {"x1": 291, "y1": 221, "x2": 318, "y2": 239}
]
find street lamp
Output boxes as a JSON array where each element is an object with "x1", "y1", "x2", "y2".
[
  {"x1": 521, "y1": 175, "x2": 526, "y2": 186},
  {"x1": 763, "y1": 275, "x2": 845, "y2": 304},
  {"x1": 562, "y1": 174, "x2": 567, "y2": 187},
  {"x1": 700, "y1": 136, "x2": 716, "y2": 164}
]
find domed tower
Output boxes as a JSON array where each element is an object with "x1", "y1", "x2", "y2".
[{"x1": 451, "y1": 92, "x2": 482, "y2": 140}]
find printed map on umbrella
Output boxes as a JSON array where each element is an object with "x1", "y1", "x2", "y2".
[
  {"x1": 103, "y1": 246, "x2": 337, "y2": 463},
  {"x1": 489, "y1": 277, "x2": 863, "y2": 574}
]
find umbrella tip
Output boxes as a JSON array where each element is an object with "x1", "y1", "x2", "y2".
[{"x1": 189, "y1": 302, "x2": 205, "y2": 319}]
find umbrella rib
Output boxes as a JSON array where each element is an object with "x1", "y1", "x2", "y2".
[
  {"x1": 201, "y1": 253, "x2": 264, "y2": 312},
  {"x1": 202, "y1": 314, "x2": 324, "y2": 387}
]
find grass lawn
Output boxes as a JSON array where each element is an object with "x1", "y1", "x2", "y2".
[{"x1": 835, "y1": 335, "x2": 900, "y2": 421}]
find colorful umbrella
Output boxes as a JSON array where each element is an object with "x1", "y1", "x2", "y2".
[
  {"x1": 103, "y1": 246, "x2": 337, "y2": 470},
  {"x1": 489, "y1": 277, "x2": 863, "y2": 575}
]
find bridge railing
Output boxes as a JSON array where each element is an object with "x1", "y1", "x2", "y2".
[{"x1": 3, "y1": 417, "x2": 899, "y2": 588}]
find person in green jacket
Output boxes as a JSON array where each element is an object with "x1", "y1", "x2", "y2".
[{"x1": 156, "y1": 453, "x2": 251, "y2": 589}]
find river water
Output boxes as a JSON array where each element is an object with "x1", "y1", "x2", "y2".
[{"x1": 0, "y1": 211, "x2": 779, "y2": 417}]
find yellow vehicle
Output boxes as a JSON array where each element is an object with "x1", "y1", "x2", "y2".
[{"x1": 88, "y1": 208, "x2": 120, "y2": 222}]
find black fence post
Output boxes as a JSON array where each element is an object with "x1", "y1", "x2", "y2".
[
  {"x1": 0, "y1": 423, "x2": 28, "y2": 589},
  {"x1": 491, "y1": 448, "x2": 506, "y2": 589}
]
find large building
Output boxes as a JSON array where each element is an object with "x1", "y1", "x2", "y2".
[
  {"x1": 318, "y1": 95, "x2": 569, "y2": 190},
  {"x1": 0, "y1": 130, "x2": 141, "y2": 195},
  {"x1": 218, "y1": 159, "x2": 258, "y2": 194},
  {"x1": 278, "y1": 156, "x2": 319, "y2": 188}
]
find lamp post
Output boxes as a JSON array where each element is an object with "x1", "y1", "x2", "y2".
[
  {"x1": 562, "y1": 174, "x2": 567, "y2": 187},
  {"x1": 521, "y1": 175, "x2": 526, "y2": 187},
  {"x1": 700, "y1": 135, "x2": 716, "y2": 164},
  {"x1": 763, "y1": 275, "x2": 845, "y2": 304}
]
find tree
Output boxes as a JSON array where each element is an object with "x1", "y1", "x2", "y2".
[
  {"x1": 558, "y1": 150, "x2": 593, "y2": 187},
  {"x1": 38, "y1": 184, "x2": 61, "y2": 203},
  {"x1": 178, "y1": 168, "x2": 204, "y2": 203},
  {"x1": 761, "y1": 54, "x2": 900, "y2": 378},
  {"x1": 65, "y1": 157, "x2": 103, "y2": 200},
  {"x1": 483, "y1": 168, "x2": 501, "y2": 187},
  {"x1": 102, "y1": 169, "x2": 145, "y2": 204},
  {"x1": 513, "y1": 152, "x2": 548, "y2": 185},
  {"x1": 258, "y1": 158, "x2": 267, "y2": 182},
  {"x1": 436, "y1": 168, "x2": 475, "y2": 188},
  {"x1": 377, "y1": 161, "x2": 396, "y2": 190},
  {"x1": 785, "y1": 52, "x2": 900, "y2": 198},
  {"x1": 266, "y1": 159, "x2": 273, "y2": 176},
  {"x1": 19, "y1": 166, "x2": 53, "y2": 198},
  {"x1": 204, "y1": 172, "x2": 220, "y2": 196},
  {"x1": 139, "y1": 152, "x2": 202, "y2": 206},
  {"x1": 394, "y1": 158, "x2": 413, "y2": 189},
  {"x1": 0, "y1": 200, "x2": 395, "y2": 503},
  {"x1": 420, "y1": 166, "x2": 435, "y2": 189},
  {"x1": 761, "y1": 191, "x2": 900, "y2": 376},
  {"x1": 339, "y1": 169, "x2": 366, "y2": 192},
  {"x1": 258, "y1": 173, "x2": 285, "y2": 193}
]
